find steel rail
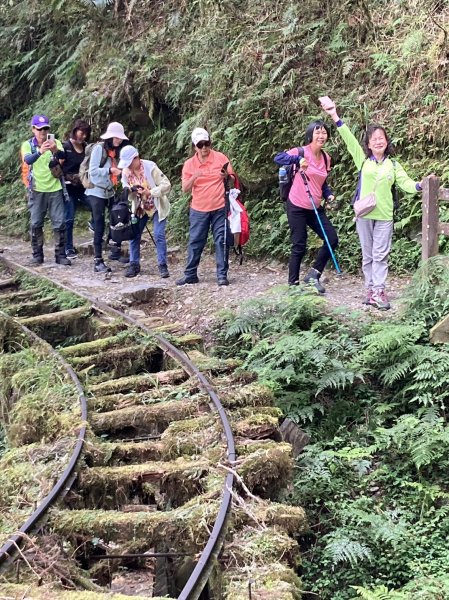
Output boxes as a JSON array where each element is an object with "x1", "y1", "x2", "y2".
[
  {"x1": 0, "y1": 256, "x2": 236, "y2": 599},
  {"x1": 0, "y1": 310, "x2": 88, "y2": 568}
]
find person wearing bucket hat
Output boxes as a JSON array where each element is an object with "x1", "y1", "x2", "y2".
[
  {"x1": 85, "y1": 121, "x2": 129, "y2": 272},
  {"x1": 178, "y1": 127, "x2": 235, "y2": 286},
  {"x1": 119, "y1": 145, "x2": 171, "y2": 278},
  {"x1": 21, "y1": 114, "x2": 71, "y2": 266}
]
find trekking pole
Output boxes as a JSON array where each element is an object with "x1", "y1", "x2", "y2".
[
  {"x1": 145, "y1": 224, "x2": 157, "y2": 248},
  {"x1": 299, "y1": 170, "x2": 342, "y2": 274}
]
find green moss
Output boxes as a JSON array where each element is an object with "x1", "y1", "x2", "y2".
[{"x1": 0, "y1": 583, "x2": 171, "y2": 599}]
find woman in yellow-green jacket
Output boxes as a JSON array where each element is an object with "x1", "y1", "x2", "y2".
[{"x1": 320, "y1": 96, "x2": 425, "y2": 310}]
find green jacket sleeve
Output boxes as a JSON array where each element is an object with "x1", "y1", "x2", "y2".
[
  {"x1": 336, "y1": 123, "x2": 365, "y2": 171},
  {"x1": 393, "y1": 160, "x2": 419, "y2": 195}
]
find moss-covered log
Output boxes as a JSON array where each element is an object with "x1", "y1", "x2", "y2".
[
  {"x1": 161, "y1": 416, "x2": 221, "y2": 457},
  {"x1": 0, "y1": 286, "x2": 41, "y2": 301},
  {"x1": 237, "y1": 443, "x2": 293, "y2": 499},
  {"x1": 219, "y1": 382, "x2": 275, "y2": 408},
  {"x1": 90, "y1": 398, "x2": 199, "y2": 435},
  {"x1": 70, "y1": 343, "x2": 159, "y2": 373},
  {"x1": 19, "y1": 305, "x2": 91, "y2": 327},
  {"x1": 0, "y1": 584, "x2": 167, "y2": 600},
  {"x1": 222, "y1": 563, "x2": 302, "y2": 600},
  {"x1": 90, "y1": 383, "x2": 192, "y2": 412},
  {"x1": 60, "y1": 333, "x2": 150, "y2": 358},
  {"x1": 77, "y1": 457, "x2": 210, "y2": 509},
  {"x1": 166, "y1": 332, "x2": 203, "y2": 349},
  {"x1": 223, "y1": 526, "x2": 300, "y2": 569},
  {"x1": 88, "y1": 369, "x2": 187, "y2": 395},
  {"x1": 49, "y1": 500, "x2": 221, "y2": 548},
  {"x1": 232, "y1": 413, "x2": 281, "y2": 440},
  {"x1": 88, "y1": 439, "x2": 166, "y2": 466},
  {"x1": 234, "y1": 500, "x2": 308, "y2": 536},
  {"x1": 186, "y1": 350, "x2": 242, "y2": 373},
  {"x1": 0, "y1": 277, "x2": 16, "y2": 290},
  {"x1": 2, "y1": 295, "x2": 57, "y2": 317}
]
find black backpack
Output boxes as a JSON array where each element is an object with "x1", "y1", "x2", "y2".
[
  {"x1": 277, "y1": 147, "x2": 329, "y2": 202},
  {"x1": 109, "y1": 191, "x2": 138, "y2": 244}
]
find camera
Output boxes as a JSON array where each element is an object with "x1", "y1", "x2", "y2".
[{"x1": 131, "y1": 185, "x2": 144, "y2": 193}]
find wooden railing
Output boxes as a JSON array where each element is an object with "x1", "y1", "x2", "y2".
[{"x1": 422, "y1": 175, "x2": 449, "y2": 260}]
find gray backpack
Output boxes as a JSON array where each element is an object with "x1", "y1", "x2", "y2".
[{"x1": 79, "y1": 142, "x2": 108, "y2": 189}]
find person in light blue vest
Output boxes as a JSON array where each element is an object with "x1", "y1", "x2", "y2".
[{"x1": 85, "y1": 122, "x2": 128, "y2": 273}]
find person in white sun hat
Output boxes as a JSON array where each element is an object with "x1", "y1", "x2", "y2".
[
  {"x1": 86, "y1": 122, "x2": 129, "y2": 272},
  {"x1": 178, "y1": 127, "x2": 235, "y2": 286},
  {"x1": 119, "y1": 145, "x2": 171, "y2": 279}
]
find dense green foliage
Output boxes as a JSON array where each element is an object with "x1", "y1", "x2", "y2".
[
  {"x1": 216, "y1": 256, "x2": 449, "y2": 599},
  {"x1": 1, "y1": 0, "x2": 449, "y2": 269}
]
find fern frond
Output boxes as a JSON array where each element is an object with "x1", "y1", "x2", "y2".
[{"x1": 324, "y1": 536, "x2": 372, "y2": 566}]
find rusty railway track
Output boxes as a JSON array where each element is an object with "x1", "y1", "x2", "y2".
[{"x1": 0, "y1": 256, "x2": 306, "y2": 600}]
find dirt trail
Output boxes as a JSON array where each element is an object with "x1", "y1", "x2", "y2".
[{"x1": 0, "y1": 233, "x2": 409, "y2": 342}]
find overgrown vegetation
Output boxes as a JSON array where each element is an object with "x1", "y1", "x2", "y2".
[
  {"x1": 216, "y1": 256, "x2": 449, "y2": 599},
  {"x1": 0, "y1": 333, "x2": 81, "y2": 542},
  {"x1": 1, "y1": 0, "x2": 449, "y2": 270}
]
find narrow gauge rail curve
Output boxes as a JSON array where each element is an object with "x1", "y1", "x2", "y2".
[{"x1": 0, "y1": 257, "x2": 306, "y2": 600}]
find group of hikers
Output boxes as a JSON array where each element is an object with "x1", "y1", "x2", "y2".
[{"x1": 20, "y1": 95, "x2": 426, "y2": 309}]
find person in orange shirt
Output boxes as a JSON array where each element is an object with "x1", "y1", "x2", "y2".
[{"x1": 178, "y1": 128, "x2": 235, "y2": 286}]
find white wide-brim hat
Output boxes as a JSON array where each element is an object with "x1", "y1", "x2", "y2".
[
  {"x1": 100, "y1": 122, "x2": 128, "y2": 140},
  {"x1": 118, "y1": 145, "x2": 139, "y2": 169}
]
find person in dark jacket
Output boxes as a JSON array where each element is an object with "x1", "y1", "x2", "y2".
[
  {"x1": 274, "y1": 120, "x2": 338, "y2": 292},
  {"x1": 62, "y1": 119, "x2": 92, "y2": 259}
]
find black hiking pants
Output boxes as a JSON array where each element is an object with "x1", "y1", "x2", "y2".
[{"x1": 286, "y1": 200, "x2": 338, "y2": 285}]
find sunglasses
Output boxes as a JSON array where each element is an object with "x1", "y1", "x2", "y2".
[
  {"x1": 196, "y1": 140, "x2": 211, "y2": 149},
  {"x1": 34, "y1": 126, "x2": 50, "y2": 131}
]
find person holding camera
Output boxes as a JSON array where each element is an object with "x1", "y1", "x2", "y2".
[
  {"x1": 178, "y1": 127, "x2": 235, "y2": 286},
  {"x1": 119, "y1": 145, "x2": 171, "y2": 278},
  {"x1": 320, "y1": 96, "x2": 424, "y2": 310},
  {"x1": 85, "y1": 122, "x2": 128, "y2": 273},
  {"x1": 62, "y1": 119, "x2": 92, "y2": 259},
  {"x1": 21, "y1": 114, "x2": 71, "y2": 266}
]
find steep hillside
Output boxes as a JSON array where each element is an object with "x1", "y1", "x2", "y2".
[{"x1": 1, "y1": 0, "x2": 449, "y2": 267}]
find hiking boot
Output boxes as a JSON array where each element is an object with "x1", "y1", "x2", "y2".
[
  {"x1": 125, "y1": 263, "x2": 141, "y2": 278},
  {"x1": 54, "y1": 228, "x2": 71, "y2": 265},
  {"x1": 28, "y1": 256, "x2": 44, "y2": 266},
  {"x1": 94, "y1": 259, "x2": 109, "y2": 273},
  {"x1": 288, "y1": 280, "x2": 299, "y2": 286},
  {"x1": 303, "y1": 268, "x2": 325, "y2": 294},
  {"x1": 362, "y1": 289, "x2": 375, "y2": 305},
  {"x1": 218, "y1": 278, "x2": 229, "y2": 286},
  {"x1": 158, "y1": 264, "x2": 170, "y2": 278},
  {"x1": 176, "y1": 276, "x2": 199, "y2": 286},
  {"x1": 371, "y1": 290, "x2": 391, "y2": 310},
  {"x1": 30, "y1": 226, "x2": 44, "y2": 265},
  {"x1": 55, "y1": 256, "x2": 72, "y2": 266},
  {"x1": 66, "y1": 248, "x2": 78, "y2": 259}
]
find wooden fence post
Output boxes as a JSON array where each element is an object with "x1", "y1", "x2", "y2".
[{"x1": 421, "y1": 175, "x2": 440, "y2": 261}]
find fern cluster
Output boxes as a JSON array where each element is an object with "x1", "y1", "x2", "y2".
[{"x1": 216, "y1": 257, "x2": 449, "y2": 599}]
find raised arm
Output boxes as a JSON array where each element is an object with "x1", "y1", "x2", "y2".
[{"x1": 319, "y1": 96, "x2": 366, "y2": 171}]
